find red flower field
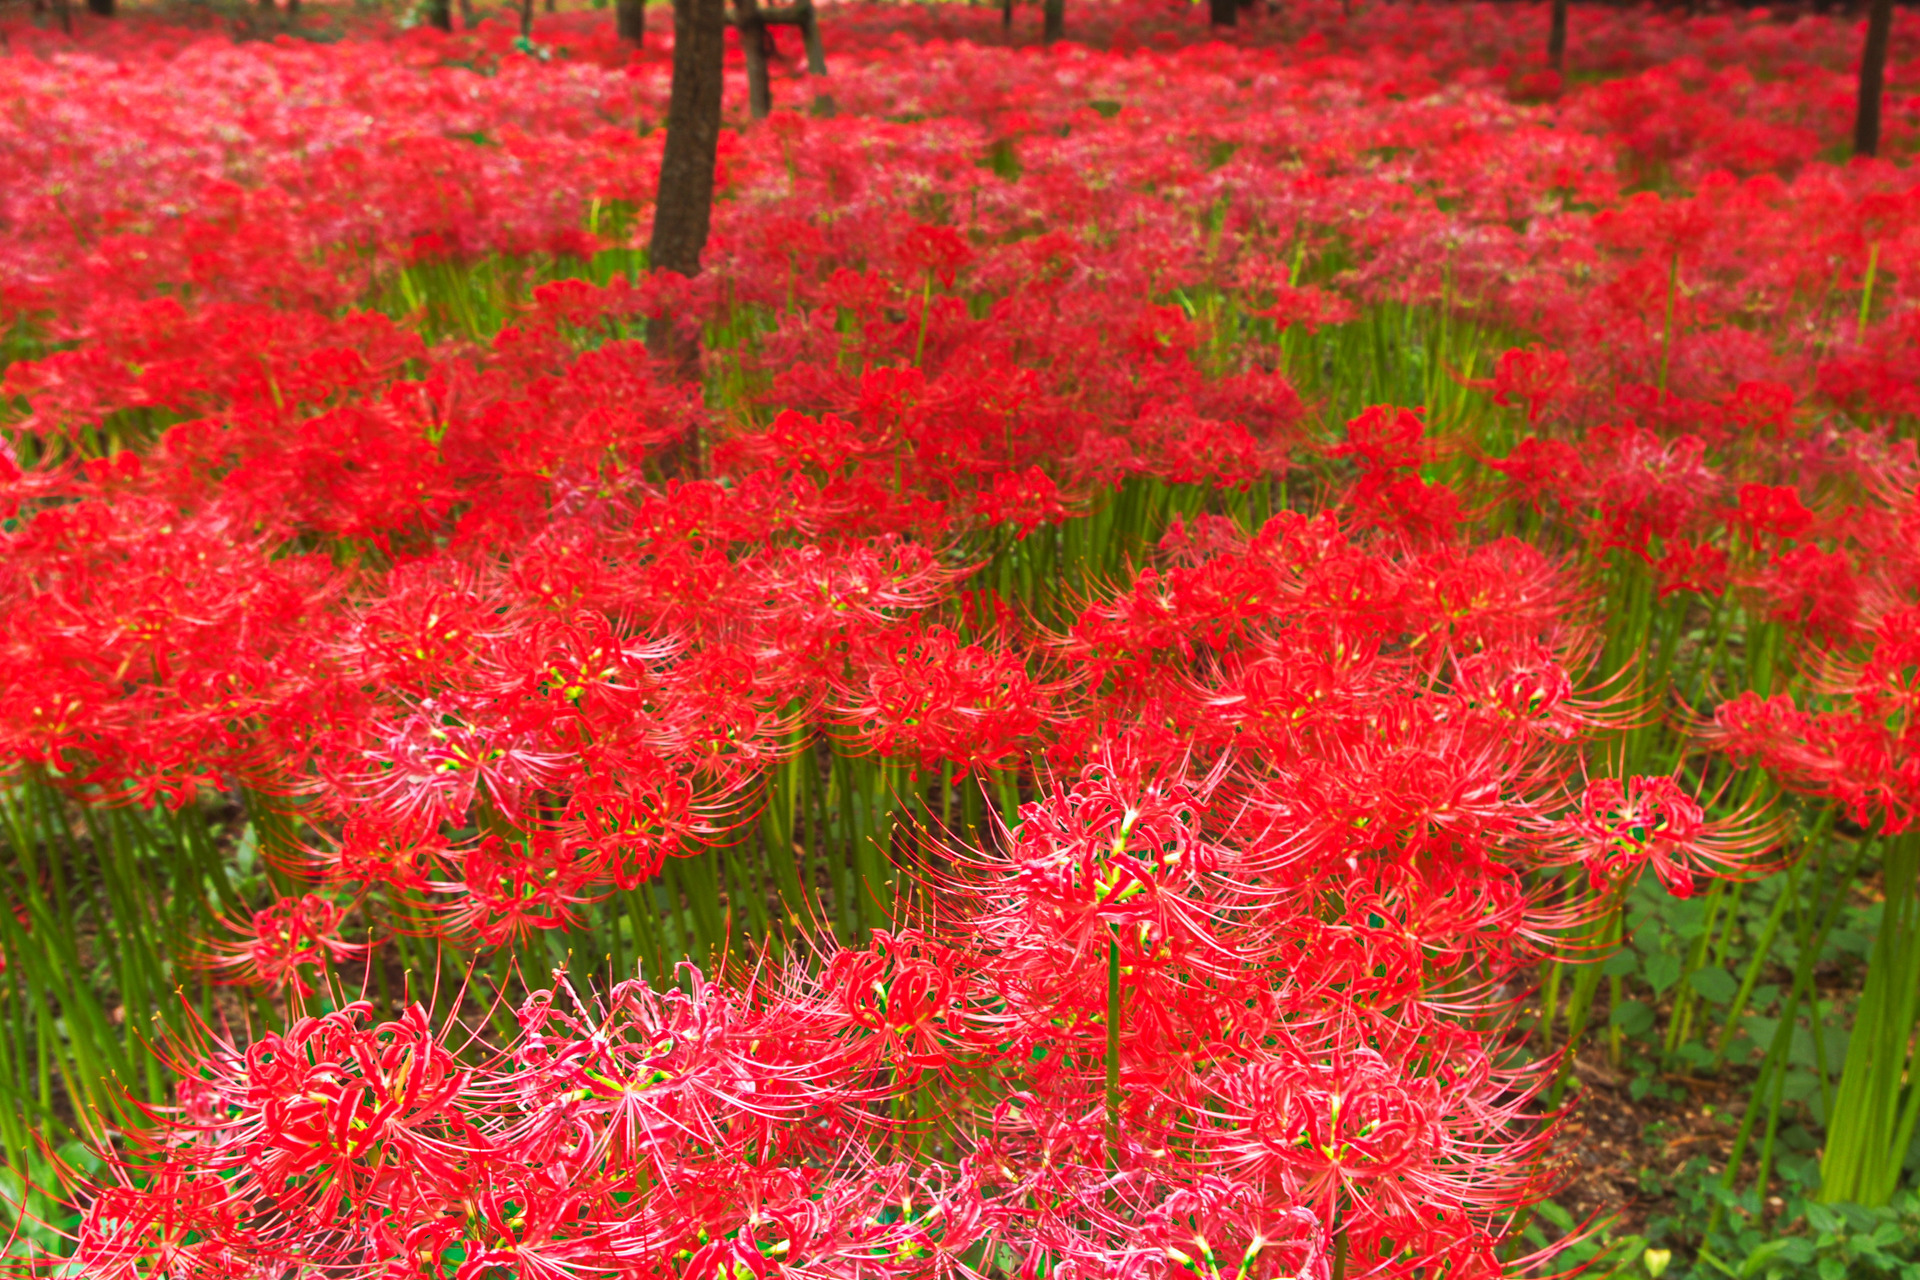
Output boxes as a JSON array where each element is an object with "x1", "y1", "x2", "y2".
[{"x1": 3, "y1": 1, "x2": 1920, "y2": 1275}]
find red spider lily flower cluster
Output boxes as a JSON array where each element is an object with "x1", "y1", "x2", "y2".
[
  {"x1": 65, "y1": 503, "x2": 1769, "y2": 1278},
  {"x1": 4, "y1": 0, "x2": 1907, "y2": 1271}
]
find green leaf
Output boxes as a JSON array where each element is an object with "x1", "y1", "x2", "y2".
[
  {"x1": 1737, "y1": 1239, "x2": 1798, "y2": 1277},
  {"x1": 1690, "y1": 966, "x2": 1739, "y2": 1004},
  {"x1": 1805, "y1": 1203, "x2": 1843, "y2": 1233},
  {"x1": 1644, "y1": 952, "x2": 1682, "y2": 996},
  {"x1": 1603, "y1": 949, "x2": 1640, "y2": 977},
  {"x1": 1611, "y1": 1000, "x2": 1655, "y2": 1038}
]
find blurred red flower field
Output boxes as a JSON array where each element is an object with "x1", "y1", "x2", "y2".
[{"x1": 4, "y1": 0, "x2": 1920, "y2": 1275}]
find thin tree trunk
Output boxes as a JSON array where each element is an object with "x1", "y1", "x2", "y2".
[
  {"x1": 736, "y1": 0, "x2": 772, "y2": 120},
  {"x1": 84, "y1": 0, "x2": 111, "y2": 16},
  {"x1": 428, "y1": 0, "x2": 452, "y2": 31},
  {"x1": 458, "y1": 0, "x2": 474, "y2": 27},
  {"x1": 1042, "y1": 0, "x2": 1061, "y2": 42},
  {"x1": 1547, "y1": 0, "x2": 1567, "y2": 71},
  {"x1": 797, "y1": 1, "x2": 826, "y2": 73},
  {"x1": 56, "y1": 0, "x2": 72, "y2": 33},
  {"x1": 1855, "y1": 0, "x2": 1894, "y2": 157},
  {"x1": 648, "y1": 0, "x2": 726, "y2": 463},
  {"x1": 520, "y1": 0, "x2": 534, "y2": 38},
  {"x1": 650, "y1": 0, "x2": 727, "y2": 278},
  {"x1": 797, "y1": 0, "x2": 832, "y2": 114},
  {"x1": 1210, "y1": 0, "x2": 1234, "y2": 25},
  {"x1": 1000, "y1": 0, "x2": 1011, "y2": 31},
  {"x1": 617, "y1": 0, "x2": 645, "y2": 43}
]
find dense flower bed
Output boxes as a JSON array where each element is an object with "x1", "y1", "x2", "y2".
[{"x1": 2, "y1": 1, "x2": 1920, "y2": 1276}]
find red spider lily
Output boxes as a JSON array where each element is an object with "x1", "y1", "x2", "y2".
[
  {"x1": 830, "y1": 620, "x2": 1057, "y2": 776},
  {"x1": 1470, "y1": 345, "x2": 1573, "y2": 426},
  {"x1": 1654, "y1": 538, "x2": 1730, "y2": 600},
  {"x1": 1563, "y1": 774, "x2": 1783, "y2": 898},
  {"x1": 433, "y1": 832, "x2": 604, "y2": 948},
  {"x1": 819, "y1": 929, "x2": 986, "y2": 1080},
  {"x1": 897, "y1": 224, "x2": 974, "y2": 289},
  {"x1": 1733, "y1": 482, "x2": 1815, "y2": 546},
  {"x1": 1710, "y1": 603, "x2": 1920, "y2": 833},
  {"x1": 199, "y1": 893, "x2": 369, "y2": 998},
  {"x1": 11, "y1": 7, "x2": 1905, "y2": 1274}
]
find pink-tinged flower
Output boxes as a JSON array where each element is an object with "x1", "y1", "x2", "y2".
[
  {"x1": 200, "y1": 893, "x2": 368, "y2": 997},
  {"x1": 1473, "y1": 345, "x2": 1573, "y2": 426},
  {"x1": 433, "y1": 831, "x2": 602, "y2": 947},
  {"x1": 1655, "y1": 538, "x2": 1729, "y2": 599},
  {"x1": 1488, "y1": 437, "x2": 1589, "y2": 512},
  {"x1": 1733, "y1": 483, "x2": 1814, "y2": 546},
  {"x1": 1565, "y1": 774, "x2": 1780, "y2": 898}
]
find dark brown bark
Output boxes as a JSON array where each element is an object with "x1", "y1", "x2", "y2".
[
  {"x1": 84, "y1": 0, "x2": 111, "y2": 17},
  {"x1": 1210, "y1": 0, "x2": 1235, "y2": 25},
  {"x1": 797, "y1": 0, "x2": 832, "y2": 113},
  {"x1": 428, "y1": 0, "x2": 453, "y2": 31},
  {"x1": 650, "y1": 0, "x2": 727, "y2": 276},
  {"x1": 617, "y1": 0, "x2": 646, "y2": 43},
  {"x1": 1001, "y1": 0, "x2": 1012, "y2": 31},
  {"x1": 647, "y1": 0, "x2": 726, "y2": 464},
  {"x1": 794, "y1": 3, "x2": 826, "y2": 74},
  {"x1": 1042, "y1": 0, "x2": 1061, "y2": 42},
  {"x1": 1547, "y1": 0, "x2": 1567, "y2": 70},
  {"x1": 519, "y1": 0, "x2": 535, "y2": 38},
  {"x1": 1855, "y1": 0, "x2": 1894, "y2": 156},
  {"x1": 735, "y1": 0, "x2": 772, "y2": 120}
]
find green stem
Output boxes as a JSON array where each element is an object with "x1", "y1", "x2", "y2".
[
  {"x1": 1658, "y1": 250, "x2": 1679, "y2": 395},
  {"x1": 1105, "y1": 928, "x2": 1121, "y2": 1164},
  {"x1": 1857, "y1": 241, "x2": 1881, "y2": 345},
  {"x1": 1819, "y1": 828, "x2": 1920, "y2": 1205}
]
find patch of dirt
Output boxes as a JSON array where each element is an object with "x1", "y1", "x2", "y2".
[{"x1": 1552, "y1": 1050, "x2": 1749, "y2": 1238}]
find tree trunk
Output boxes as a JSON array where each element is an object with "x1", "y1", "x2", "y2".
[
  {"x1": 1855, "y1": 0, "x2": 1894, "y2": 157},
  {"x1": 1547, "y1": 0, "x2": 1567, "y2": 71},
  {"x1": 458, "y1": 0, "x2": 474, "y2": 27},
  {"x1": 84, "y1": 0, "x2": 111, "y2": 16},
  {"x1": 736, "y1": 0, "x2": 772, "y2": 120},
  {"x1": 651, "y1": 0, "x2": 727, "y2": 277},
  {"x1": 648, "y1": 0, "x2": 726, "y2": 440},
  {"x1": 1209, "y1": 0, "x2": 1235, "y2": 25},
  {"x1": 428, "y1": 0, "x2": 453, "y2": 31},
  {"x1": 1041, "y1": 0, "x2": 1061, "y2": 42},
  {"x1": 797, "y1": 0, "x2": 833, "y2": 114},
  {"x1": 617, "y1": 0, "x2": 645, "y2": 43},
  {"x1": 519, "y1": 0, "x2": 534, "y2": 38},
  {"x1": 56, "y1": 0, "x2": 72, "y2": 33},
  {"x1": 1001, "y1": 0, "x2": 1012, "y2": 31}
]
